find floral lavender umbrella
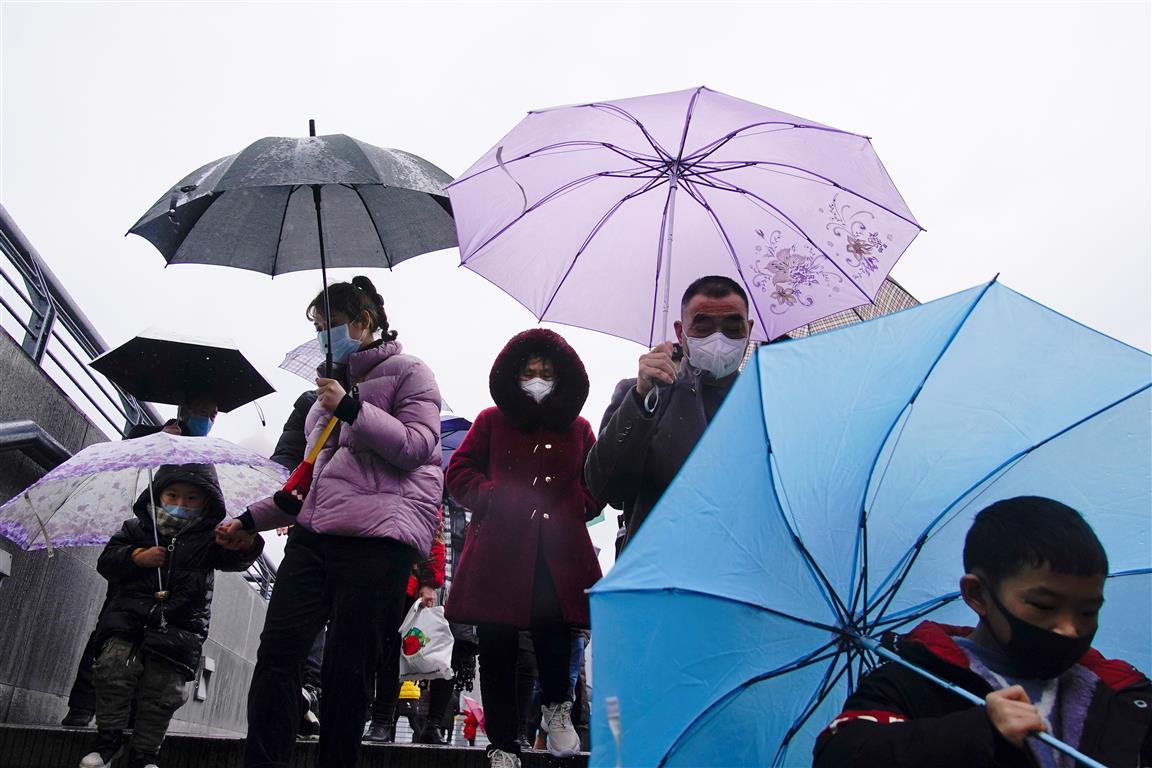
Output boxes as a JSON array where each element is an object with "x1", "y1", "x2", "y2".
[
  {"x1": 0, "y1": 432, "x2": 287, "y2": 551},
  {"x1": 448, "y1": 87, "x2": 924, "y2": 344}
]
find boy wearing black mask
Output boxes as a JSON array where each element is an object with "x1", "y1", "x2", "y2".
[{"x1": 813, "y1": 496, "x2": 1151, "y2": 768}]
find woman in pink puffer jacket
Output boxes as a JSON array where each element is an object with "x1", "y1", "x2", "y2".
[{"x1": 223, "y1": 276, "x2": 442, "y2": 768}]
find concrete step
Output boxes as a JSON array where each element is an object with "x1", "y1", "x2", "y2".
[{"x1": 0, "y1": 725, "x2": 588, "y2": 768}]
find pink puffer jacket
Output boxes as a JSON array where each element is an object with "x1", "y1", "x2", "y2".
[{"x1": 248, "y1": 341, "x2": 443, "y2": 555}]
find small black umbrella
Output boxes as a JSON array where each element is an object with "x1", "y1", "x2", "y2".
[
  {"x1": 91, "y1": 329, "x2": 274, "y2": 413},
  {"x1": 128, "y1": 121, "x2": 457, "y2": 374}
]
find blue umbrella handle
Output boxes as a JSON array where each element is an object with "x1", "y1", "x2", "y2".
[{"x1": 854, "y1": 636, "x2": 1108, "y2": 768}]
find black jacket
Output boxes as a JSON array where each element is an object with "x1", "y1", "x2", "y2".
[
  {"x1": 269, "y1": 391, "x2": 317, "y2": 470},
  {"x1": 95, "y1": 464, "x2": 263, "y2": 680},
  {"x1": 812, "y1": 621, "x2": 1152, "y2": 768},
  {"x1": 584, "y1": 364, "x2": 736, "y2": 551}
]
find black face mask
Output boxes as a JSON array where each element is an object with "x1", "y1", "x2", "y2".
[{"x1": 985, "y1": 583, "x2": 1095, "y2": 679}]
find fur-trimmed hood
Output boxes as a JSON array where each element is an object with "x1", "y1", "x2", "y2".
[{"x1": 489, "y1": 329, "x2": 589, "y2": 431}]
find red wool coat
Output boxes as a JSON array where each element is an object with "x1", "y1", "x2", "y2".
[{"x1": 445, "y1": 329, "x2": 604, "y2": 628}]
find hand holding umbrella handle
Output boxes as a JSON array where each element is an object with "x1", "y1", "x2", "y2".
[{"x1": 281, "y1": 416, "x2": 340, "y2": 501}]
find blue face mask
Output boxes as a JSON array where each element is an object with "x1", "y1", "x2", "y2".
[
  {"x1": 184, "y1": 415, "x2": 214, "y2": 437},
  {"x1": 162, "y1": 503, "x2": 198, "y2": 520},
  {"x1": 318, "y1": 324, "x2": 363, "y2": 364}
]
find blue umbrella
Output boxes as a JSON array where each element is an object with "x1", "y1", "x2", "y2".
[
  {"x1": 589, "y1": 281, "x2": 1150, "y2": 767},
  {"x1": 439, "y1": 405, "x2": 471, "y2": 471}
]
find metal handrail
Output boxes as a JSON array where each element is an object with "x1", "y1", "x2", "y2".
[{"x1": 0, "y1": 204, "x2": 161, "y2": 437}]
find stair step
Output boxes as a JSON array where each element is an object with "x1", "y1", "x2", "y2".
[{"x1": 0, "y1": 725, "x2": 588, "y2": 768}]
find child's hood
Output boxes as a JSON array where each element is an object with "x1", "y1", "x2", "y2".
[{"x1": 131, "y1": 463, "x2": 227, "y2": 529}]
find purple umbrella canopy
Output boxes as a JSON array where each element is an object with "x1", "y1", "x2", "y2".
[
  {"x1": 0, "y1": 433, "x2": 287, "y2": 551},
  {"x1": 448, "y1": 87, "x2": 924, "y2": 344}
]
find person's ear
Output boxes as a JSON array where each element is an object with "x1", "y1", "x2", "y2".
[
  {"x1": 960, "y1": 573, "x2": 990, "y2": 618},
  {"x1": 673, "y1": 319, "x2": 686, "y2": 348},
  {"x1": 746, "y1": 318, "x2": 755, "y2": 338}
]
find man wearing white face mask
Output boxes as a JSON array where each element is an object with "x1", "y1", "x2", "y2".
[{"x1": 586, "y1": 276, "x2": 753, "y2": 553}]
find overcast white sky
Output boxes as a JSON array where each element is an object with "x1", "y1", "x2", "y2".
[{"x1": 2, "y1": 1, "x2": 1149, "y2": 568}]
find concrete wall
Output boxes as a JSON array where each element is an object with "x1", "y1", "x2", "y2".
[{"x1": 0, "y1": 330, "x2": 265, "y2": 736}]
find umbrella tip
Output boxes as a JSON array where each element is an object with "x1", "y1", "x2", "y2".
[{"x1": 309, "y1": 119, "x2": 316, "y2": 137}]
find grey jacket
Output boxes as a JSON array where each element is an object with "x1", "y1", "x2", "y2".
[{"x1": 584, "y1": 364, "x2": 736, "y2": 551}]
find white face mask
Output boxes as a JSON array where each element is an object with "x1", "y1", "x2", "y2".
[
  {"x1": 685, "y1": 332, "x2": 747, "y2": 379},
  {"x1": 521, "y1": 377, "x2": 555, "y2": 403}
]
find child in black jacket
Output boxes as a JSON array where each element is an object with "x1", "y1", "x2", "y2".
[
  {"x1": 79, "y1": 464, "x2": 263, "y2": 768},
  {"x1": 813, "y1": 496, "x2": 1151, "y2": 768}
]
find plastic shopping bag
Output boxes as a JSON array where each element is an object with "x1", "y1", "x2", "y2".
[{"x1": 397, "y1": 601, "x2": 454, "y2": 681}]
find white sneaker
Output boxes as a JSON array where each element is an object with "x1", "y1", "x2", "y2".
[
  {"x1": 79, "y1": 754, "x2": 108, "y2": 768},
  {"x1": 540, "y1": 701, "x2": 580, "y2": 757},
  {"x1": 489, "y1": 748, "x2": 522, "y2": 768}
]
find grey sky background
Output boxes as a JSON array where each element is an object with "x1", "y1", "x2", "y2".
[{"x1": 2, "y1": 1, "x2": 1149, "y2": 569}]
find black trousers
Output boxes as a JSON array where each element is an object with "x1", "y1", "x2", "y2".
[
  {"x1": 478, "y1": 553, "x2": 574, "y2": 754},
  {"x1": 244, "y1": 527, "x2": 414, "y2": 768}
]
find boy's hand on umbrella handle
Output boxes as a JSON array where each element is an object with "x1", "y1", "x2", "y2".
[
  {"x1": 315, "y1": 377, "x2": 346, "y2": 411},
  {"x1": 418, "y1": 585, "x2": 437, "y2": 608},
  {"x1": 132, "y1": 546, "x2": 166, "y2": 568},
  {"x1": 636, "y1": 342, "x2": 679, "y2": 397},
  {"x1": 986, "y1": 685, "x2": 1045, "y2": 748}
]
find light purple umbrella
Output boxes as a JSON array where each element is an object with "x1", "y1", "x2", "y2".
[
  {"x1": 0, "y1": 432, "x2": 287, "y2": 551},
  {"x1": 448, "y1": 87, "x2": 923, "y2": 344}
]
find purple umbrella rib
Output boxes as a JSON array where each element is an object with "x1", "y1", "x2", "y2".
[
  {"x1": 462, "y1": 170, "x2": 654, "y2": 264},
  {"x1": 447, "y1": 140, "x2": 662, "y2": 189},
  {"x1": 687, "y1": 120, "x2": 868, "y2": 165},
  {"x1": 539, "y1": 175, "x2": 672, "y2": 322},
  {"x1": 677, "y1": 183, "x2": 776, "y2": 339},
  {"x1": 684, "y1": 173, "x2": 873, "y2": 306}
]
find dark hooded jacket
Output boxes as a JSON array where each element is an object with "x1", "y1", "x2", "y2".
[
  {"x1": 445, "y1": 329, "x2": 604, "y2": 628},
  {"x1": 95, "y1": 464, "x2": 264, "y2": 680},
  {"x1": 812, "y1": 621, "x2": 1152, "y2": 768}
]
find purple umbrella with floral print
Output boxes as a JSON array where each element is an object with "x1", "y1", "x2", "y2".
[
  {"x1": 448, "y1": 86, "x2": 923, "y2": 344},
  {"x1": 0, "y1": 432, "x2": 287, "y2": 552}
]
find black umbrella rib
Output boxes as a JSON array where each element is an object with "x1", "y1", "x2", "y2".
[
  {"x1": 657, "y1": 643, "x2": 844, "y2": 768},
  {"x1": 271, "y1": 185, "x2": 301, "y2": 277},
  {"x1": 854, "y1": 279, "x2": 997, "y2": 550},
  {"x1": 869, "y1": 380, "x2": 1152, "y2": 623},
  {"x1": 751, "y1": 360, "x2": 854, "y2": 622},
  {"x1": 348, "y1": 184, "x2": 395, "y2": 269},
  {"x1": 538, "y1": 175, "x2": 668, "y2": 322},
  {"x1": 593, "y1": 586, "x2": 843, "y2": 634}
]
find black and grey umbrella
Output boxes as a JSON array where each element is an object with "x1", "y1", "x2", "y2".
[
  {"x1": 128, "y1": 121, "x2": 457, "y2": 374},
  {"x1": 91, "y1": 329, "x2": 274, "y2": 413}
]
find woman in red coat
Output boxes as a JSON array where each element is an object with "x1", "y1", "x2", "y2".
[{"x1": 446, "y1": 329, "x2": 603, "y2": 767}]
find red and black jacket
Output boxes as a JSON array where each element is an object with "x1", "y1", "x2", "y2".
[{"x1": 812, "y1": 621, "x2": 1152, "y2": 768}]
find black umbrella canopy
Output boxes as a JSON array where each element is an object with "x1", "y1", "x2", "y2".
[
  {"x1": 128, "y1": 133, "x2": 457, "y2": 275},
  {"x1": 91, "y1": 330, "x2": 275, "y2": 413}
]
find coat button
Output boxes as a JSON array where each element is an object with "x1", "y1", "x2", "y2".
[{"x1": 545, "y1": 476, "x2": 553, "y2": 483}]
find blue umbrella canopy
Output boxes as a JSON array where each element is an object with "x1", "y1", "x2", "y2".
[{"x1": 589, "y1": 281, "x2": 1150, "y2": 767}]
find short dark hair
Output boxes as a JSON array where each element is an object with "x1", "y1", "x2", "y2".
[
  {"x1": 681, "y1": 275, "x2": 749, "y2": 314},
  {"x1": 963, "y1": 496, "x2": 1108, "y2": 587}
]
